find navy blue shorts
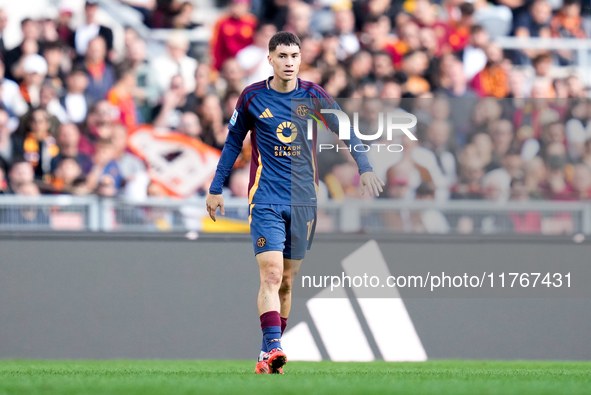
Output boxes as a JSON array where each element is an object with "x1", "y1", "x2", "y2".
[{"x1": 249, "y1": 204, "x2": 317, "y2": 260}]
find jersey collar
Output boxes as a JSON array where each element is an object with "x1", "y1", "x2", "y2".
[{"x1": 266, "y1": 76, "x2": 299, "y2": 92}]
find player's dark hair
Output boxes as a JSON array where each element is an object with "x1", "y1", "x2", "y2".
[{"x1": 268, "y1": 31, "x2": 301, "y2": 53}]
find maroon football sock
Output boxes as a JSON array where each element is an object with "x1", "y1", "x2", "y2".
[
  {"x1": 260, "y1": 311, "x2": 282, "y2": 351},
  {"x1": 281, "y1": 317, "x2": 288, "y2": 335}
]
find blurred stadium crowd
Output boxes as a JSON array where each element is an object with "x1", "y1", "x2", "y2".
[{"x1": 0, "y1": 0, "x2": 591, "y2": 209}]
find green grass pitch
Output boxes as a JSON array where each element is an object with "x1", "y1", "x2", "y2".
[{"x1": 0, "y1": 360, "x2": 589, "y2": 395}]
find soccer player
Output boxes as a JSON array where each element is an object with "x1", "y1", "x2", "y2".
[{"x1": 206, "y1": 32, "x2": 384, "y2": 374}]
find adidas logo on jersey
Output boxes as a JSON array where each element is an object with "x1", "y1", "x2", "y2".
[{"x1": 259, "y1": 108, "x2": 274, "y2": 118}]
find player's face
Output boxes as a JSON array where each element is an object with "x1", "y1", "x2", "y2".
[{"x1": 268, "y1": 44, "x2": 301, "y2": 82}]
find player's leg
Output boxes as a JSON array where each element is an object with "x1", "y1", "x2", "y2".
[
  {"x1": 250, "y1": 204, "x2": 288, "y2": 373},
  {"x1": 256, "y1": 250, "x2": 287, "y2": 372},
  {"x1": 257, "y1": 250, "x2": 283, "y2": 316},
  {"x1": 279, "y1": 258, "x2": 302, "y2": 334},
  {"x1": 280, "y1": 205, "x2": 317, "y2": 337}
]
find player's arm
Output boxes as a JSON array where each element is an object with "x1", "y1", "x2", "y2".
[
  {"x1": 207, "y1": 102, "x2": 251, "y2": 221},
  {"x1": 323, "y1": 98, "x2": 385, "y2": 197}
]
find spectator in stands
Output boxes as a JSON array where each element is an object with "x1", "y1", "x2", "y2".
[
  {"x1": 412, "y1": 119, "x2": 457, "y2": 200},
  {"x1": 413, "y1": 0, "x2": 453, "y2": 52},
  {"x1": 56, "y1": 8, "x2": 74, "y2": 46},
  {"x1": 449, "y1": 2, "x2": 476, "y2": 52},
  {"x1": 471, "y1": 43, "x2": 510, "y2": 98},
  {"x1": 300, "y1": 35, "x2": 321, "y2": 70},
  {"x1": 219, "y1": 58, "x2": 246, "y2": 97},
  {"x1": 50, "y1": 157, "x2": 86, "y2": 194},
  {"x1": 15, "y1": 88, "x2": 61, "y2": 140},
  {"x1": 565, "y1": 75, "x2": 586, "y2": 98},
  {"x1": 38, "y1": 10, "x2": 60, "y2": 45},
  {"x1": 7, "y1": 159, "x2": 34, "y2": 193},
  {"x1": 487, "y1": 119, "x2": 515, "y2": 172},
  {"x1": 19, "y1": 54, "x2": 48, "y2": 108},
  {"x1": 12, "y1": 108, "x2": 59, "y2": 181},
  {"x1": 0, "y1": 109, "x2": 13, "y2": 164},
  {"x1": 73, "y1": 0, "x2": 114, "y2": 58},
  {"x1": 385, "y1": 165, "x2": 410, "y2": 200},
  {"x1": 85, "y1": 138, "x2": 123, "y2": 196},
  {"x1": 125, "y1": 37, "x2": 160, "y2": 123},
  {"x1": 107, "y1": 62, "x2": 138, "y2": 129},
  {"x1": 372, "y1": 51, "x2": 395, "y2": 82},
  {"x1": 332, "y1": 1, "x2": 360, "y2": 60},
  {"x1": 400, "y1": 50, "x2": 431, "y2": 95},
  {"x1": 540, "y1": 121, "x2": 566, "y2": 156},
  {"x1": 551, "y1": 0, "x2": 585, "y2": 38},
  {"x1": 0, "y1": 162, "x2": 6, "y2": 194},
  {"x1": 153, "y1": 74, "x2": 188, "y2": 130},
  {"x1": 178, "y1": 111, "x2": 202, "y2": 139},
  {"x1": 42, "y1": 41, "x2": 66, "y2": 95},
  {"x1": 539, "y1": 142, "x2": 575, "y2": 200},
  {"x1": 210, "y1": 0, "x2": 256, "y2": 71},
  {"x1": 150, "y1": 0, "x2": 184, "y2": 28},
  {"x1": 324, "y1": 159, "x2": 361, "y2": 201},
  {"x1": 121, "y1": 0, "x2": 157, "y2": 24},
  {"x1": 3, "y1": 18, "x2": 40, "y2": 82},
  {"x1": 51, "y1": 123, "x2": 93, "y2": 175},
  {"x1": 1, "y1": 181, "x2": 50, "y2": 226},
  {"x1": 360, "y1": 15, "x2": 398, "y2": 63},
  {"x1": 171, "y1": 1, "x2": 200, "y2": 30},
  {"x1": 413, "y1": 181, "x2": 451, "y2": 234},
  {"x1": 284, "y1": 1, "x2": 313, "y2": 38},
  {"x1": 198, "y1": 94, "x2": 226, "y2": 150},
  {"x1": 222, "y1": 90, "x2": 240, "y2": 124},
  {"x1": 78, "y1": 36, "x2": 116, "y2": 105},
  {"x1": 347, "y1": 50, "x2": 373, "y2": 87},
  {"x1": 501, "y1": 148, "x2": 524, "y2": 180},
  {"x1": 80, "y1": 100, "x2": 118, "y2": 156},
  {"x1": 572, "y1": 163, "x2": 591, "y2": 199},
  {"x1": 513, "y1": 0, "x2": 552, "y2": 62},
  {"x1": 236, "y1": 23, "x2": 276, "y2": 86},
  {"x1": 321, "y1": 65, "x2": 349, "y2": 97},
  {"x1": 507, "y1": 176, "x2": 543, "y2": 233},
  {"x1": 111, "y1": 123, "x2": 149, "y2": 200},
  {"x1": 0, "y1": 8, "x2": 7, "y2": 55},
  {"x1": 185, "y1": 65, "x2": 214, "y2": 112},
  {"x1": 39, "y1": 82, "x2": 68, "y2": 125},
  {"x1": 440, "y1": 57, "x2": 477, "y2": 98},
  {"x1": 525, "y1": 53, "x2": 555, "y2": 97},
  {"x1": 152, "y1": 31, "x2": 198, "y2": 93},
  {"x1": 451, "y1": 146, "x2": 486, "y2": 199},
  {"x1": 458, "y1": 23, "x2": 490, "y2": 76},
  {"x1": 60, "y1": 66, "x2": 91, "y2": 125},
  {"x1": 229, "y1": 167, "x2": 249, "y2": 198},
  {"x1": 471, "y1": 98, "x2": 503, "y2": 135},
  {"x1": 482, "y1": 167, "x2": 511, "y2": 202},
  {"x1": 0, "y1": 60, "x2": 29, "y2": 122}
]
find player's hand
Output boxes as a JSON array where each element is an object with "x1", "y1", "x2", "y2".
[
  {"x1": 206, "y1": 194, "x2": 225, "y2": 222},
  {"x1": 360, "y1": 172, "x2": 385, "y2": 197}
]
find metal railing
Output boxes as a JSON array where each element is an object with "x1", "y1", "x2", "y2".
[
  {"x1": 1, "y1": 196, "x2": 590, "y2": 235},
  {"x1": 495, "y1": 36, "x2": 591, "y2": 85}
]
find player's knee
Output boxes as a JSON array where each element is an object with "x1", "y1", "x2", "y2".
[
  {"x1": 261, "y1": 263, "x2": 283, "y2": 288},
  {"x1": 262, "y1": 271, "x2": 282, "y2": 288},
  {"x1": 279, "y1": 278, "x2": 292, "y2": 296}
]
